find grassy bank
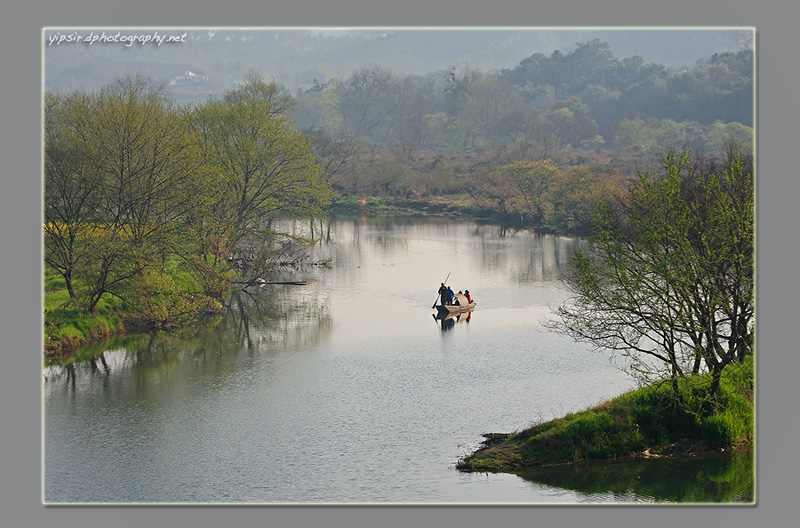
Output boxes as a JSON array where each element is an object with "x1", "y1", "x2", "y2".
[
  {"x1": 44, "y1": 260, "x2": 225, "y2": 364},
  {"x1": 457, "y1": 357, "x2": 754, "y2": 472},
  {"x1": 44, "y1": 271, "x2": 127, "y2": 362}
]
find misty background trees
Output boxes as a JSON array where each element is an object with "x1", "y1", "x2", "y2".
[{"x1": 291, "y1": 40, "x2": 752, "y2": 153}]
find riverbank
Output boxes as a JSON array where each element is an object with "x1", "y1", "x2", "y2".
[
  {"x1": 456, "y1": 357, "x2": 754, "y2": 472},
  {"x1": 43, "y1": 264, "x2": 224, "y2": 365},
  {"x1": 44, "y1": 270, "x2": 125, "y2": 363},
  {"x1": 331, "y1": 194, "x2": 566, "y2": 233},
  {"x1": 333, "y1": 194, "x2": 480, "y2": 219}
]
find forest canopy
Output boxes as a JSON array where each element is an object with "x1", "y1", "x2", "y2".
[{"x1": 291, "y1": 40, "x2": 753, "y2": 155}]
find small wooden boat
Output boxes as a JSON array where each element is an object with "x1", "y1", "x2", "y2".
[{"x1": 434, "y1": 293, "x2": 476, "y2": 316}]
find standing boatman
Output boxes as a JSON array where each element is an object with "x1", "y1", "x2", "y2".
[{"x1": 438, "y1": 283, "x2": 448, "y2": 306}]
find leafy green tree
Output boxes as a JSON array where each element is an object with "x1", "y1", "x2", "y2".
[
  {"x1": 120, "y1": 266, "x2": 222, "y2": 330},
  {"x1": 46, "y1": 83, "x2": 200, "y2": 313},
  {"x1": 705, "y1": 121, "x2": 754, "y2": 156},
  {"x1": 612, "y1": 118, "x2": 658, "y2": 150},
  {"x1": 44, "y1": 92, "x2": 103, "y2": 301},
  {"x1": 549, "y1": 151, "x2": 753, "y2": 402},
  {"x1": 185, "y1": 84, "x2": 332, "y2": 274}
]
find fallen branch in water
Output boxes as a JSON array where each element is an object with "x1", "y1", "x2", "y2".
[{"x1": 233, "y1": 279, "x2": 308, "y2": 286}]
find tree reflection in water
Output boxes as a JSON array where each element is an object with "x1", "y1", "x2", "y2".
[
  {"x1": 514, "y1": 452, "x2": 754, "y2": 503},
  {"x1": 44, "y1": 283, "x2": 334, "y2": 387}
]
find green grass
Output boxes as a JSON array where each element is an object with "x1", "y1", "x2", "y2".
[
  {"x1": 458, "y1": 358, "x2": 754, "y2": 472},
  {"x1": 43, "y1": 250, "x2": 234, "y2": 364},
  {"x1": 44, "y1": 271, "x2": 124, "y2": 352},
  {"x1": 43, "y1": 260, "x2": 226, "y2": 364}
]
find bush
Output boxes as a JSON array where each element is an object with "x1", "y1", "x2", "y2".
[{"x1": 121, "y1": 268, "x2": 221, "y2": 330}]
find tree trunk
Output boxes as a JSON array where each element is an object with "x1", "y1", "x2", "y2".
[{"x1": 709, "y1": 369, "x2": 722, "y2": 403}]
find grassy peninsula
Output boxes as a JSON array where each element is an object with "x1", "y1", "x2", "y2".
[{"x1": 457, "y1": 357, "x2": 753, "y2": 472}]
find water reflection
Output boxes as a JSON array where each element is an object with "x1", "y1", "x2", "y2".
[
  {"x1": 434, "y1": 310, "x2": 473, "y2": 332},
  {"x1": 44, "y1": 284, "x2": 334, "y2": 396},
  {"x1": 47, "y1": 216, "x2": 742, "y2": 504},
  {"x1": 515, "y1": 452, "x2": 754, "y2": 503}
]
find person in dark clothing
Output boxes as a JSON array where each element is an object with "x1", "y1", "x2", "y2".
[
  {"x1": 438, "y1": 283, "x2": 448, "y2": 306},
  {"x1": 446, "y1": 286, "x2": 455, "y2": 305}
]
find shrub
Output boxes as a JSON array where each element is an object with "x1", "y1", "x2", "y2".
[{"x1": 121, "y1": 268, "x2": 221, "y2": 330}]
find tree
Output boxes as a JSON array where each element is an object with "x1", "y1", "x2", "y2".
[
  {"x1": 385, "y1": 74, "x2": 434, "y2": 152},
  {"x1": 664, "y1": 50, "x2": 754, "y2": 127},
  {"x1": 461, "y1": 75, "x2": 524, "y2": 146},
  {"x1": 561, "y1": 39, "x2": 618, "y2": 91},
  {"x1": 546, "y1": 164, "x2": 623, "y2": 233},
  {"x1": 303, "y1": 126, "x2": 362, "y2": 190},
  {"x1": 475, "y1": 160, "x2": 559, "y2": 222},
  {"x1": 109, "y1": 73, "x2": 171, "y2": 103},
  {"x1": 44, "y1": 92, "x2": 103, "y2": 300},
  {"x1": 443, "y1": 68, "x2": 524, "y2": 147},
  {"x1": 223, "y1": 69, "x2": 295, "y2": 116},
  {"x1": 548, "y1": 151, "x2": 753, "y2": 403},
  {"x1": 536, "y1": 98, "x2": 598, "y2": 149},
  {"x1": 46, "y1": 83, "x2": 201, "y2": 313},
  {"x1": 185, "y1": 84, "x2": 332, "y2": 273},
  {"x1": 330, "y1": 65, "x2": 397, "y2": 142}
]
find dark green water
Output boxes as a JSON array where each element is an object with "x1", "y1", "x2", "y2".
[{"x1": 516, "y1": 452, "x2": 754, "y2": 503}]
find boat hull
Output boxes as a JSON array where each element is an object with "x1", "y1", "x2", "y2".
[{"x1": 435, "y1": 302, "x2": 476, "y2": 316}]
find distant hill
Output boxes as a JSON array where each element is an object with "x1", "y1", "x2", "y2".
[{"x1": 44, "y1": 28, "x2": 748, "y2": 100}]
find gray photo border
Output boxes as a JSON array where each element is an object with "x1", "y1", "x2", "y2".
[{"x1": 3, "y1": 0, "x2": 794, "y2": 526}]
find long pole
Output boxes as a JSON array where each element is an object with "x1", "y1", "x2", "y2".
[{"x1": 432, "y1": 272, "x2": 451, "y2": 309}]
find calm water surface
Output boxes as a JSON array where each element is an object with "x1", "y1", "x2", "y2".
[{"x1": 43, "y1": 216, "x2": 752, "y2": 504}]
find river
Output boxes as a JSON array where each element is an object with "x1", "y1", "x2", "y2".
[{"x1": 43, "y1": 216, "x2": 753, "y2": 504}]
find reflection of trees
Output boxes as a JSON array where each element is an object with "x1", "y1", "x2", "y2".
[
  {"x1": 216, "y1": 288, "x2": 333, "y2": 353},
  {"x1": 473, "y1": 225, "x2": 578, "y2": 283},
  {"x1": 515, "y1": 453, "x2": 753, "y2": 503},
  {"x1": 310, "y1": 215, "x2": 420, "y2": 269},
  {"x1": 514, "y1": 235, "x2": 577, "y2": 283},
  {"x1": 321, "y1": 216, "x2": 579, "y2": 286},
  {"x1": 44, "y1": 286, "x2": 334, "y2": 392},
  {"x1": 346, "y1": 216, "x2": 412, "y2": 255}
]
